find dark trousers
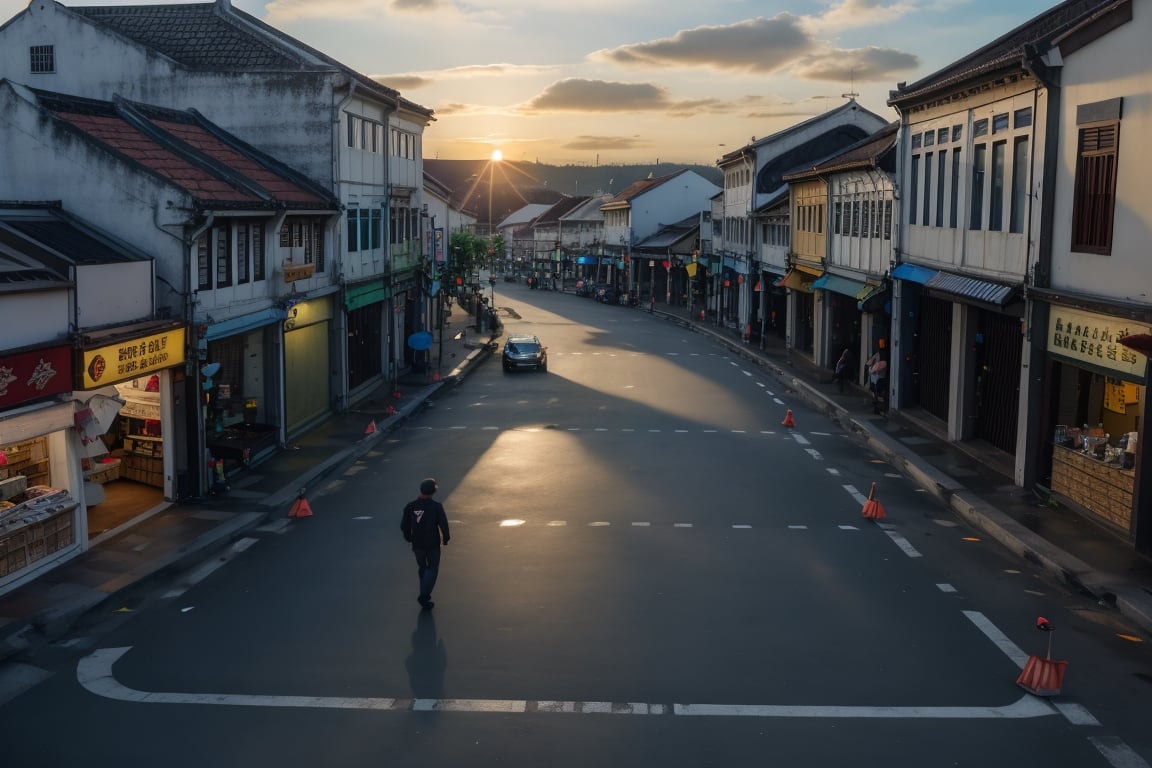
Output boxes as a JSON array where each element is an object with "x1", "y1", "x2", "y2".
[{"x1": 413, "y1": 547, "x2": 442, "y2": 600}]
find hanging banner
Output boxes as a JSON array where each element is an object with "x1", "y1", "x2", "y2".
[{"x1": 0, "y1": 343, "x2": 73, "y2": 409}]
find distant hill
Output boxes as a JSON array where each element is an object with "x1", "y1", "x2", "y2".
[{"x1": 425, "y1": 159, "x2": 722, "y2": 227}]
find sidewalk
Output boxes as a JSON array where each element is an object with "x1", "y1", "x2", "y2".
[{"x1": 2, "y1": 294, "x2": 1151, "y2": 664}]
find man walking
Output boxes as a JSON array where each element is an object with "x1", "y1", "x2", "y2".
[{"x1": 400, "y1": 478, "x2": 451, "y2": 609}]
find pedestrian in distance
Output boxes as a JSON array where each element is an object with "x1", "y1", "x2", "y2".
[
  {"x1": 400, "y1": 477, "x2": 451, "y2": 610},
  {"x1": 834, "y1": 347, "x2": 853, "y2": 393},
  {"x1": 866, "y1": 351, "x2": 889, "y2": 414}
]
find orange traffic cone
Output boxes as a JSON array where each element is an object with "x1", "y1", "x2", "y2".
[
  {"x1": 1016, "y1": 618, "x2": 1067, "y2": 696},
  {"x1": 861, "y1": 482, "x2": 886, "y2": 519},
  {"x1": 289, "y1": 488, "x2": 313, "y2": 519},
  {"x1": 385, "y1": 404, "x2": 397, "y2": 416},
  {"x1": 781, "y1": 409, "x2": 796, "y2": 428},
  {"x1": 364, "y1": 420, "x2": 377, "y2": 435}
]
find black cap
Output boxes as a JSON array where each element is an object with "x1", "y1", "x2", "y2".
[{"x1": 419, "y1": 478, "x2": 438, "y2": 495}]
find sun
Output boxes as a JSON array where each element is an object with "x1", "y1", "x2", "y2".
[{"x1": 491, "y1": 149, "x2": 503, "y2": 162}]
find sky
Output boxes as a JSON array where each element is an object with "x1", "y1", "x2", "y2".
[{"x1": 1, "y1": 0, "x2": 1064, "y2": 165}]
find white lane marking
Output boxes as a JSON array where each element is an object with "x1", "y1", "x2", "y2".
[
  {"x1": 675, "y1": 696, "x2": 1053, "y2": 719},
  {"x1": 838, "y1": 525, "x2": 859, "y2": 531},
  {"x1": 757, "y1": 382, "x2": 765, "y2": 388},
  {"x1": 805, "y1": 449, "x2": 823, "y2": 460},
  {"x1": 352, "y1": 516, "x2": 373, "y2": 520},
  {"x1": 589, "y1": 522, "x2": 610, "y2": 527},
  {"x1": 1055, "y1": 702, "x2": 1100, "y2": 726},
  {"x1": 631, "y1": 522, "x2": 651, "y2": 527},
  {"x1": 732, "y1": 524, "x2": 752, "y2": 529},
  {"x1": 826, "y1": 468, "x2": 841, "y2": 476},
  {"x1": 962, "y1": 611, "x2": 1030, "y2": 668},
  {"x1": 792, "y1": 434, "x2": 811, "y2": 445},
  {"x1": 482, "y1": 426, "x2": 499, "y2": 431},
  {"x1": 674, "y1": 523, "x2": 693, "y2": 528},
  {"x1": 843, "y1": 485, "x2": 869, "y2": 506},
  {"x1": 499, "y1": 519, "x2": 526, "y2": 527},
  {"x1": 546, "y1": 521, "x2": 567, "y2": 526},
  {"x1": 810, "y1": 431, "x2": 832, "y2": 436},
  {"x1": 703, "y1": 429, "x2": 718, "y2": 433},
  {"x1": 732, "y1": 430, "x2": 746, "y2": 434},
  {"x1": 77, "y1": 648, "x2": 1057, "y2": 720},
  {"x1": 937, "y1": 584, "x2": 957, "y2": 593},
  {"x1": 595, "y1": 428, "x2": 608, "y2": 432},
  {"x1": 882, "y1": 529, "x2": 923, "y2": 558},
  {"x1": 742, "y1": 370, "x2": 752, "y2": 377},
  {"x1": 567, "y1": 427, "x2": 581, "y2": 431},
  {"x1": 622, "y1": 428, "x2": 635, "y2": 432},
  {"x1": 765, "y1": 390, "x2": 775, "y2": 396},
  {"x1": 788, "y1": 525, "x2": 808, "y2": 530},
  {"x1": 773, "y1": 398, "x2": 786, "y2": 405},
  {"x1": 450, "y1": 425, "x2": 466, "y2": 430},
  {"x1": 1089, "y1": 736, "x2": 1152, "y2": 768},
  {"x1": 675, "y1": 429, "x2": 689, "y2": 433}
]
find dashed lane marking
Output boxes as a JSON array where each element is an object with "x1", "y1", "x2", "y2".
[{"x1": 77, "y1": 647, "x2": 1058, "y2": 720}]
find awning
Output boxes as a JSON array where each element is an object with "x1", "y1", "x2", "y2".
[
  {"x1": 811, "y1": 273, "x2": 867, "y2": 298},
  {"x1": 857, "y1": 283, "x2": 889, "y2": 312},
  {"x1": 890, "y1": 263, "x2": 939, "y2": 284},
  {"x1": 775, "y1": 268, "x2": 817, "y2": 293},
  {"x1": 203, "y1": 307, "x2": 286, "y2": 342},
  {"x1": 793, "y1": 262, "x2": 823, "y2": 277},
  {"x1": 925, "y1": 271, "x2": 1018, "y2": 307}
]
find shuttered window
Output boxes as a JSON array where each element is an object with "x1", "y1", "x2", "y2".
[{"x1": 1071, "y1": 122, "x2": 1118, "y2": 255}]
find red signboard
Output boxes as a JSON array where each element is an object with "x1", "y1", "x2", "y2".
[{"x1": 0, "y1": 344, "x2": 74, "y2": 409}]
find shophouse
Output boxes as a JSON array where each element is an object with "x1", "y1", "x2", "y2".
[
  {"x1": 0, "y1": 0, "x2": 434, "y2": 419},
  {"x1": 0, "y1": 83, "x2": 339, "y2": 500},
  {"x1": 718, "y1": 100, "x2": 889, "y2": 346},
  {"x1": 632, "y1": 216, "x2": 701, "y2": 312},
  {"x1": 559, "y1": 194, "x2": 613, "y2": 288},
  {"x1": 600, "y1": 170, "x2": 720, "y2": 302},
  {"x1": 528, "y1": 196, "x2": 591, "y2": 286},
  {"x1": 782, "y1": 123, "x2": 899, "y2": 383},
  {"x1": 0, "y1": 202, "x2": 166, "y2": 593},
  {"x1": 1024, "y1": 0, "x2": 1151, "y2": 552},
  {"x1": 886, "y1": 0, "x2": 1112, "y2": 486}
]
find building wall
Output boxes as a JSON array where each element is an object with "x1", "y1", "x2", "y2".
[
  {"x1": 1049, "y1": 6, "x2": 1152, "y2": 300},
  {"x1": 0, "y1": 290, "x2": 70, "y2": 349},
  {"x1": 76, "y1": 261, "x2": 154, "y2": 328},
  {"x1": 828, "y1": 168, "x2": 895, "y2": 276}
]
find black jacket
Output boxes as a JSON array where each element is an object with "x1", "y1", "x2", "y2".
[{"x1": 400, "y1": 497, "x2": 450, "y2": 549}]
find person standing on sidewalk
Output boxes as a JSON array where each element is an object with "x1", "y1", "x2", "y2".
[
  {"x1": 834, "y1": 347, "x2": 853, "y2": 393},
  {"x1": 400, "y1": 478, "x2": 451, "y2": 609}
]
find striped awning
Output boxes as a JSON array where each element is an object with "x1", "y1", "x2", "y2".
[{"x1": 925, "y1": 271, "x2": 1018, "y2": 307}]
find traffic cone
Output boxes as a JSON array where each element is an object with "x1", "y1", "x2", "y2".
[
  {"x1": 781, "y1": 409, "x2": 796, "y2": 428},
  {"x1": 289, "y1": 488, "x2": 313, "y2": 519},
  {"x1": 1016, "y1": 617, "x2": 1067, "y2": 696},
  {"x1": 392, "y1": 391, "x2": 402, "y2": 399},
  {"x1": 861, "y1": 482, "x2": 886, "y2": 519},
  {"x1": 385, "y1": 404, "x2": 397, "y2": 416},
  {"x1": 364, "y1": 420, "x2": 377, "y2": 435},
  {"x1": 432, "y1": 371, "x2": 440, "y2": 382}
]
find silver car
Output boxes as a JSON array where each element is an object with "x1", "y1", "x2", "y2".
[{"x1": 502, "y1": 334, "x2": 548, "y2": 372}]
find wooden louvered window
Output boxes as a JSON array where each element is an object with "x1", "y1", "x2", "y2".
[{"x1": 1071, "y1": 122, "x2": 1118, "y2": 255}]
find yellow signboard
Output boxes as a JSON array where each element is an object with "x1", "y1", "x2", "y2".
[{"x1": 81, "y1": 328, "x2": 186, "y2": 388}]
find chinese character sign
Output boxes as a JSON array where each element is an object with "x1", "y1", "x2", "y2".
[
  {"x1": 80, "y1": 328, "x2": 186, "y2": 389},
  {"x1": 0, "y1": 344, "x2": 73, "y2": 409},
  {"x1": 1047, "y1": 307, "x2": 1150, "y2": 378}
]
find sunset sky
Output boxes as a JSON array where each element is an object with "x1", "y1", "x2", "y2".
[{"x1": 1, "y1": 0, "x2": 1063, "y2": 165}]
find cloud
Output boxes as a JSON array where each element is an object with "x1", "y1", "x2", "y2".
[
  {"x1": 591, "y1": 15, "x2": 815, "y2": 74},
  {"x1": 790, "y1": 46, "x2": 920, "y2": 82},
  {"x1": 376, "y1": 74, "x2": 432, "y2": 90},
  {"x1": 811, "y1": 0, "x2": 918, "y2": 31},
  {"x1": 562, "y1": 135, "x2": 649, "y2": 151},
  {"x1": 390, "y1": 0, "x2": 439, "y2": 10},
  {"x1": 522, "y1": 79, "x2": 673, "y2": 112}
]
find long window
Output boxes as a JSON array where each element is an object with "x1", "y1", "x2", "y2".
[
  {"x1": 1071, "y1": 121, "x2": 1119, "y2": 254},
  {"x1": 909, "y1": 155, "x2": 920, "y2": 226},
  {"x1": 989, "y1": 141, "x2": 1006, "y2": 231},
  {"x1": 922, "y1": 152, "x2": 933, "y2": 226},
  {"x1": 1009, "y1": 137, "x2": 1029, "y2": 234},
  {"x1": 949, "y1": 150, "x2": 961, "y2": 228},
  {"x1": 970, "y1": 144, "x2": 986, "y2": 230},
  {"x1": 935, "y1": 151, "x2": 947, "y2": 227}
]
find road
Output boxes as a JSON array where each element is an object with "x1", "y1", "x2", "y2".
[{"x1": 1, "y1": 283, "x2": 1150, "y2": 767}]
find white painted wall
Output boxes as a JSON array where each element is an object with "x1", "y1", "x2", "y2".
[
  {"x1": 1050, "y1": 6, "x2": 1152, "y2": 304},
  {"x1": 75, "y1": 261, "x2": 154, "y2": 328},
  {"x1": 0, "y1": 289, "x2": 70, "y2": 348}
]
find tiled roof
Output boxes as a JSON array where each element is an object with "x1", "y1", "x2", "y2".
[
  {"x1": 889, "y1": 0, "x2": 1110, "y2": 106},
  {"x1": 603, "y1": 170, "x2": 691, "y2": 208},
  {"x1": 71, "y1": 3, "x2": 303, "y2": 70},
  {"x1": 32, "y1": 88, "x2": 336, "y2": 209},
  {"x1": 68, "y1": 1, "x2": 431, "y2": 117},
  {"x1": 532, "y1": 196, "x2": 589, "y2": 226},
  {"x1": 719, "y1": 100, "x2": 889, "y2": 165}
]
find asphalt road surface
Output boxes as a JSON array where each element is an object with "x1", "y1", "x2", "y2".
[{"x1": 2, "y1": 283, "x2": 1150, "y2": 768}]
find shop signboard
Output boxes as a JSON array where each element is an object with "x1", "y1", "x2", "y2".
[
  {"x1": 80, "y1": 328, "x2": 187, "y2": 389},
  {"x1": 0, "y1": 344, "x2": 73, "y2": 409},
  {"x1": 1047, "y1": 307, "x2": 1151, "y2": 380}
]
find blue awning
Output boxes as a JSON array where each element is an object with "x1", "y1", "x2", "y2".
[
  {"x1": 890, "y1": 263, "x2": 939, "y2": 284},
  {"x1": 925, "y1": 271, "x2": 1018, "y2": 307},
  {"x1": 202, "y1": 307, "x2": 286, "y2": 342},
  {"x1": 811, "y1": 273, "x2": 867, "y2": 298}
]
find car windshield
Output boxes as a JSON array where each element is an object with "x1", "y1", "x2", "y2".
[{"x1": 508, "y1": 342, "x2": 539, "y2": 354}]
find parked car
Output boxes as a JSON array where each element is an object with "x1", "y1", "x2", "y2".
[{"x1": 502, "y1": 334, "x2": 548, "y2": 372}]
